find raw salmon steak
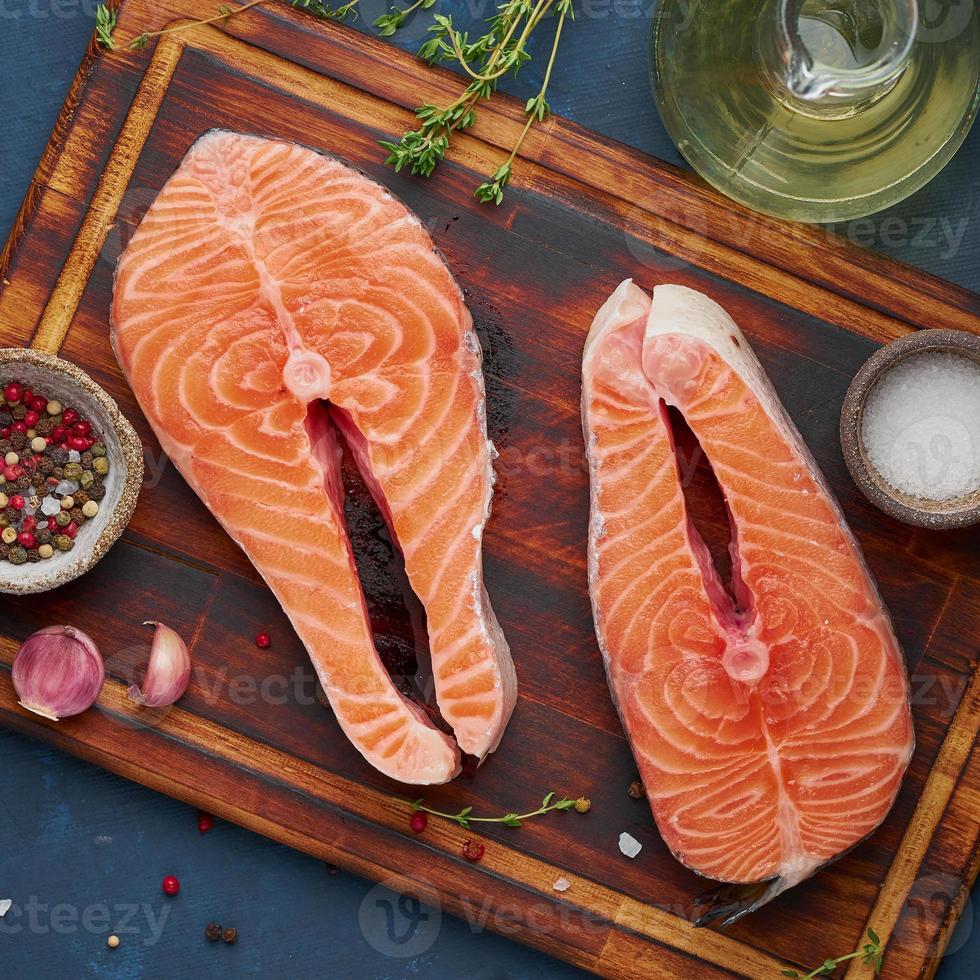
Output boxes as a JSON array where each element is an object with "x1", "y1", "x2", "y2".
[
  {"x1": 582, "y1": 282, "x2": 913, "y2": 919},
  {"x1": 112, "y1": 131, "x2": 516, "y2": 784}
]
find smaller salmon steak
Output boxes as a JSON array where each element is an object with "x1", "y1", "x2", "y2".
[
  {"x1": 112, "y1": 131, "x2": 516, "y2": 784},
  {"x1": 582, "y1": 282, "x2": 913, "y2": 915}
]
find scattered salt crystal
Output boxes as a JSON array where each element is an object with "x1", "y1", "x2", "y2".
[
  {"x1": 55, "y1": 480, "x2": 78, "y2": 496},
  {"x1": 862, "y1": 352, "x2": 980, "y2": 501},
  {"x1": 0, "y1": 899, "x2": 11, "y2": 918},
  {"x1": 618, "y1": 832, "x2": 642, "y2": 859},
  {"x1": 40, "y1": 497, "x2": 61, "y2": 517},
  {"x1": 68, "y1": 450, "x2": 81, "y2": 463},
  {"x1": 552, "y1": 877, "x2": 571, "y2": 892}
]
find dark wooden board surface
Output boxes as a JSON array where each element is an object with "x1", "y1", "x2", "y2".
[{"x1": 1, "y1": 3, "x2": 979, "y2": 977}]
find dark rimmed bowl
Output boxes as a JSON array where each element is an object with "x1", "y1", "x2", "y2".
[
  {"x1": 0, "y1": 348, "x2": 144, "y2": 593},
  {"x1": 841, "y1": 329, "x2": 980, "y2": 530}
]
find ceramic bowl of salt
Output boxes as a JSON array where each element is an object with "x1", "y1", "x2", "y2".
[
  {"x1": 0, "y1": 348, "x2": 144, "y2": 594},
  {"x1": 841, "y1": 329, "x2": 980, "y2": 530}
]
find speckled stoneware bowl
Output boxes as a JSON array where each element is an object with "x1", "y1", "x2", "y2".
[
  {"x1": 0, "y1": 348, "x2": 143, "y2": 594},
  {"x1": 841, "y1": 329, "x2": 980, "y2": 530}
]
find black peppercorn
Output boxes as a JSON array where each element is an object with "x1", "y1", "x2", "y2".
[
  {"x1": 49, "y1": 448, "x2": 68, "y2": 467},
  {"x1": 0, "y1": 411, "x2": 11, "y2": 428},
  {"x1": 15, "y1": 475, "x2": 31, "y2": 491},
  {"x1": 204, "y1": 922, "x2": 222, "y2": 942},
  {"x1": 87, "y1": 482, "x2": 106, "y2": 502},
  {"x1": 35, "y1": 528, "x2": 51, "y2": 546},
  {"x1": 10, "y1": 431, "x2": 26, "y2": 451},
  {"x1": 222, "y1": 927, "x2": 238, "y2": 945},
  {"x1": 10, "y1": 404, "x2": 26, "y2": 421},
  {"x1": 26, "y1": 548, "x2": 40, "y2": 563},
  {"x1": 34, "y1": 416, "x2": 54, "y2": 436},
  {"x1": 81, "y1": 451, "x2": 94, "y2": 469}
]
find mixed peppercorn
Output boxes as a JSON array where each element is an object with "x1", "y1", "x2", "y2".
[{"x1": 0, "y1": 379, "x2": 110, "y2": 566}]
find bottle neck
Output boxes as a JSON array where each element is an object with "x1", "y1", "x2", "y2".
[{"x1": 762, "y1": 0, "x2": 918, "y2": 109}]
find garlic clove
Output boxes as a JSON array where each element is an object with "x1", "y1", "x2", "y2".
[
  {"x1": 12, "y1": 626, "x2": 105, "y2": 721},
  {"x1": 128, "y1": 621, "x2": 190, "y2": 708}
]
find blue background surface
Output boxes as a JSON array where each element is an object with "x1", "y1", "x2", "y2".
[{"x1": 1, "y1": 2, "x2": 978, "y2": 977}]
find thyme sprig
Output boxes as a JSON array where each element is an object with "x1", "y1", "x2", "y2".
[
  {"x1": 94, "y1": 0, "x2": 573, "y2": 203},
  {"x1": 380, "y1": 0, "x2": 573, "y2": 203},
  {"x1": 94, "y1": 0, "x2": 359, "y2": 52},
  {"x1": 95, "y1": 3, "x2": 118, "y2": 47},
  {"x1": 781, "y1": 928, "x2": 884, "y2": 978},
  {"x1": 411, "y1": 791, "x2": 579, "y2": 828}
]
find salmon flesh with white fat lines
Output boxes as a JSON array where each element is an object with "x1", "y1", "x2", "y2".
[
  {"x1": 112, "y1": 131, "x2": 516, "y2": 784},
  {"x1": 582, "y1": 282, "x2": 914, "y2": 921}
]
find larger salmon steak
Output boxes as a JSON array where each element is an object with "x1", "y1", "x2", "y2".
[
  {"x1": 582, "y1": 282, "x2": 913, "y2": 920},
  {"x1": 112, "y1": 131, "x2": 516, "y2": 784}
]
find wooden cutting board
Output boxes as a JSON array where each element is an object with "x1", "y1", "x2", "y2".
[{"x1": 2, "y1": 2, "x2": 979, "y2": 976}]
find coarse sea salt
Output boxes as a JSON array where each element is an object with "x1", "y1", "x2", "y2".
[
  {"x1": 618, "y1": 832, "x2": 642, "y2": 859},
  {"x1": 862, "y1": 352, "x2": 980, "y2": 502}
]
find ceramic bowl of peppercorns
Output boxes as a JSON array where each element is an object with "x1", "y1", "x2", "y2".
[{"x1": 0, "y1": 348, "x2": 144, "y2": 594}]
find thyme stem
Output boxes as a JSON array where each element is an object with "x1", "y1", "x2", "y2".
[
  {"x1": 781, "y1": 928, "x2": 884, "y2": 978},
  {"x1": 409, "y1": 791, "x2": 581, "y2": 828}
]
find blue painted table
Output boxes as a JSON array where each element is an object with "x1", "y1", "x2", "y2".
[{"x1": 1, "y1": 3, "x2": 978, "y2": 977}]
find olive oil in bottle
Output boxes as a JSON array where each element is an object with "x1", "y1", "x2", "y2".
[{"x1": 653, "y1": 0, "x2": 980, "y2": 222}]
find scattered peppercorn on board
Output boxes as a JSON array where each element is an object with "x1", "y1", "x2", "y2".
[{"x1": 2, "y1": 3, "x2": 980, "y2": 977}]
